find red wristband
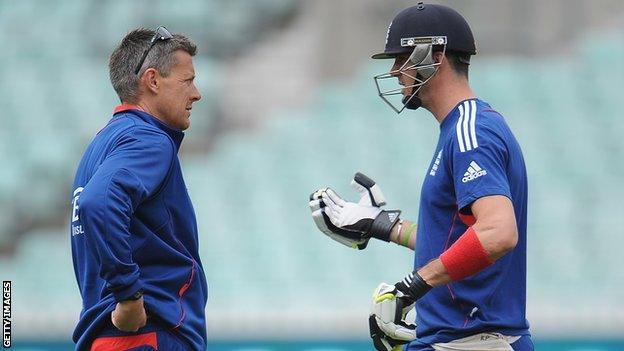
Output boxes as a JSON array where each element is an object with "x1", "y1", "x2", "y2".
[{"x1": 440, "y1": 227, "x2": 493, "y2": 281}]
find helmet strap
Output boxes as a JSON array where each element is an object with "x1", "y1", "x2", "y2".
[{"x1": 403, "y1": 93, "x2": 422, "y2": 110}]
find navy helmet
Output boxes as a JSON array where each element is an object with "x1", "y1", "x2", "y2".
[{"x1": 372, "y1": 2, "x2": 476, "y2": 113}]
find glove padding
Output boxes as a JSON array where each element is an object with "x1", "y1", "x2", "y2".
[
  {"x1": 309, "y1": 173, "x2": 392, "y2": 249},
  {"x1": 369, "y1": 282, "x2": 417, "y2": 351},
  {"x1": 310, "y1": 187, "x2": 369, "y2": 249}
]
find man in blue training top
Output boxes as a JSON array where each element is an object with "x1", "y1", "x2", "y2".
[
  {"x1": 70, "y1": 26, "x2": 207, "y2": 350},
  {"x1": 309, "y1": 2, "x2": 533, "y2": 350}
]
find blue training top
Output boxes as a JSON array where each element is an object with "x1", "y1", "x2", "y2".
[
  {"x1": 408, "y1": 99, "x2": 530, "y2": 349},
  {"x1": 70, "y1": 106, "x2": 208, "y2": 351}
]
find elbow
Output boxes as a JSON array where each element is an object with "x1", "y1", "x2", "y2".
[
  {"x1": 476, "y1": 222, "x2": 518, "y2": 261},
  {"x1": 493, "y1": 227, "x2": 518, "y2": 257}
]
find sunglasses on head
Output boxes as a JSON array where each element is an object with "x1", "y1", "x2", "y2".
[{"x1": 134, "y1": 26, "x2": 173, "y2": 75}]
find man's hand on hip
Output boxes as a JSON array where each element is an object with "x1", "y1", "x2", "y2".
[{"x1": 111, "y1": 297, "x2": 147, "y2": 332}]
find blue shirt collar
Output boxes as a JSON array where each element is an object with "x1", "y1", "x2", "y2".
[
  {"x1": 439, "y1": 98, "x2": 482, "y2": 133},
  {"x1": 112, "y1": 104, "x2": 185, "y2": 150}
]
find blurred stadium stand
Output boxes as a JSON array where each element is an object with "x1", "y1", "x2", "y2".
[{"x1": 1, "y1": 0, "x2": 623, "y2": 349}]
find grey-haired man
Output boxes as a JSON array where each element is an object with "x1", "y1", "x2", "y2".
[{"x1": 71, "y1": 27, "x2": 207, "y2": 350}]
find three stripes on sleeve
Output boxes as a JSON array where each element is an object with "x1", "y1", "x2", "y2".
[{"x1": 456, "y1": 100, "x2": 479, "y2": 153}]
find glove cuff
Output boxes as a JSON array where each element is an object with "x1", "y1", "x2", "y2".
[
  {"x1": 396, "y1": 271, "x2": 432, "y2": 301},
  {"x1": 370, "y1": 210, "x2": 401, "y2": 242}
]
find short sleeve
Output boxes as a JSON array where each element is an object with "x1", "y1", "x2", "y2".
[{"x1": 450, "y1": 118, "x2": 511, "y2": 214}]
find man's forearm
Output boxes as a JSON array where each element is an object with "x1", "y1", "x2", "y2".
[
  {"x1": 389, "y1": 219, "x2": 417, "y2": 250},
  {"x1": 416, "y1": 258, "x2": 451, "y2": 287},
  {"x1": 417, "y1": 223, "x2": 516, "y2": 287}
]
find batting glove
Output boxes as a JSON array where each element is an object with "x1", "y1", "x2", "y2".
[
  {"x1": 369, "y1": 272, "x2": 432, "y2": 351},
  {"x1": 309, "y1": 173, "x2": 399, "y2": 249},
  {"x1": 309, "y1": 187, "x2": 369, "y2": 249}
]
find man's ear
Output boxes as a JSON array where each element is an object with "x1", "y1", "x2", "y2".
[
  {"x1": 433, "y1": 51, "x2": 445, "y2": 64},
  {"x1": 140, "y1": 68, "x2": 159, "y2": 94}
]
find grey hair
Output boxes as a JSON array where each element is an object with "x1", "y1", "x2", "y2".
[{"x1": 108, "y1": 28, "x2": 197, "y2": 103}]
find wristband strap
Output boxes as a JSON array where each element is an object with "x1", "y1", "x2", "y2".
[
  {"x1": 396, "y1": 220, "x2": 404, "y2": 244},
  {"x1": 370, "y1": 210, "x2": 401, "y2": 242},
  {"x1": 402, "y1": 223, "x2": 416, "y2": 247},
  {"x1": 398, "y1": 271, "x2": 432, "y2": 301},
  {"x1": 120, "y1": 289, "x2": 144, "y2": 301}
]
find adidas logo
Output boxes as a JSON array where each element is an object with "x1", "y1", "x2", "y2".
[
  {"x1": 462, "y1": 161, "x2": 487, "y2": 183},
  {"x1": 388, "y1": 212, "x2": 398, "y2": 222}
]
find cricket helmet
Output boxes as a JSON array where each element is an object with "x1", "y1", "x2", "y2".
[{"x1": 372, "y1": 2, "x2": 476, "y2": 113}]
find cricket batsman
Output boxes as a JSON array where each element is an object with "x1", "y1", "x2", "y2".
[{"x1": 309, "y1": 3, "x2": 533, "y2": 350}]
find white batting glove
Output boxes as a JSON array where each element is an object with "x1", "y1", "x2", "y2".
[
  {"x1": 309, "y1": 173, "x2": 397, "y2": 249},
  {"x1": 369, "y1": 283, "x2": 417, "y2": 351},
  {"x1": 309, "y1": 187, "x2": 369, "y2": 249}
]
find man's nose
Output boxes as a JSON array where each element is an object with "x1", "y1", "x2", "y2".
[{"x1": 191, "y1": 84, "x2": 201, "y2": 102}]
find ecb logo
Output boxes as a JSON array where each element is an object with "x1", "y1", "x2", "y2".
[{"x1": 71, "y1": 187, "x2": 85, "y2": 236}]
